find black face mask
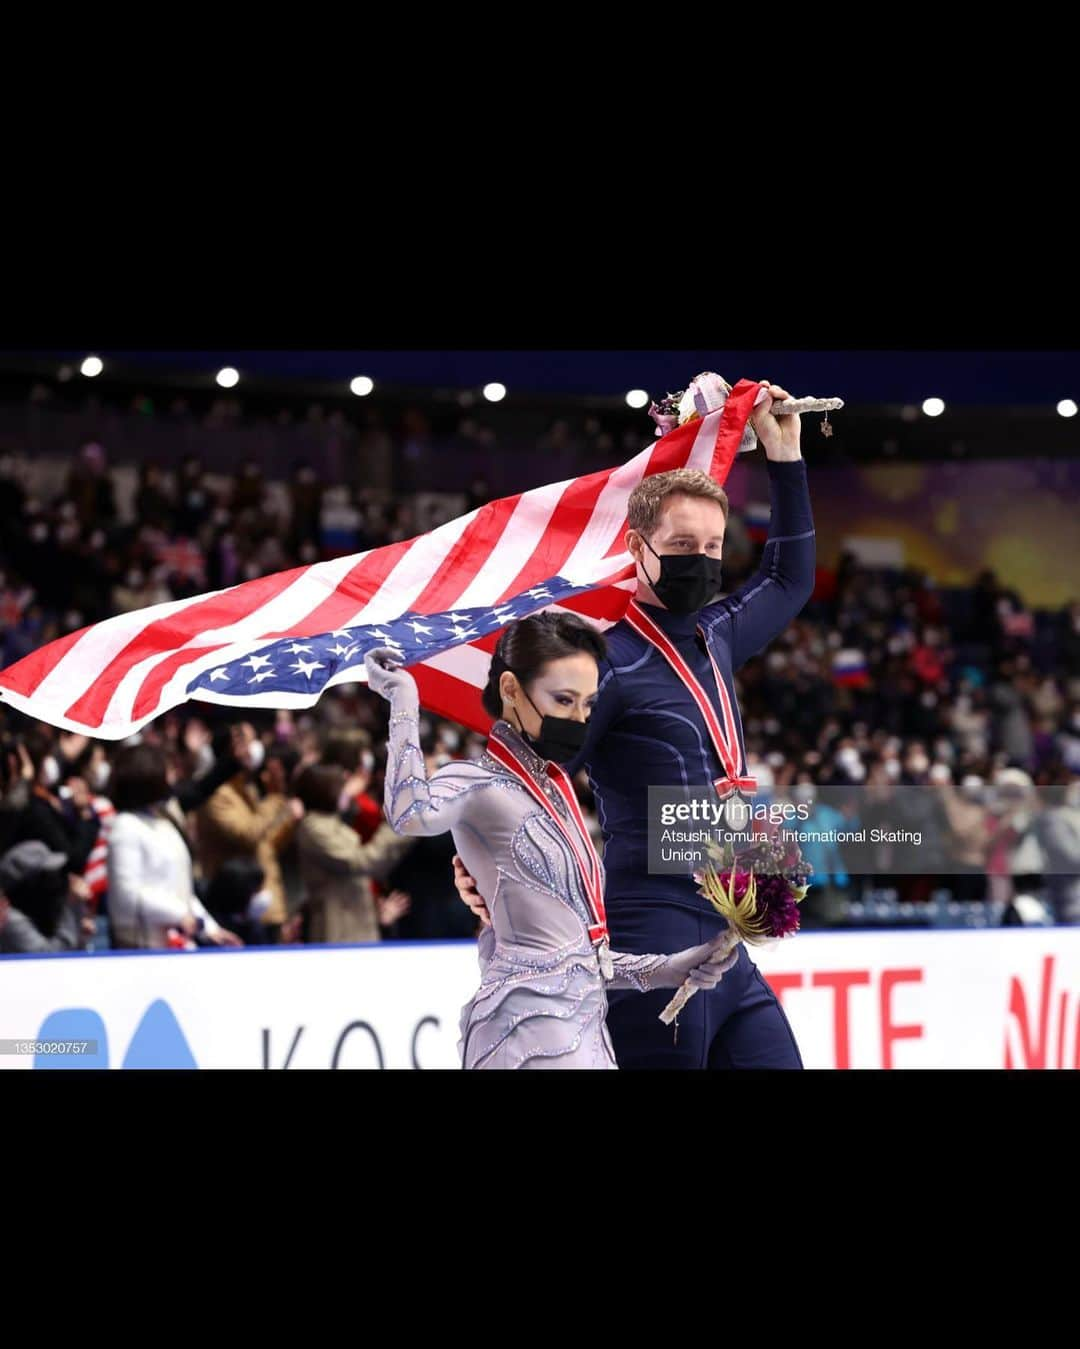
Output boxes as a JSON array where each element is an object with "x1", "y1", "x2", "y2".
[
  {"x1": 641, "y1": 539, "x2": 724, "y2": 615},
  {"x1": 513, "y1": 685, "x2": 589, "y2": 764}
]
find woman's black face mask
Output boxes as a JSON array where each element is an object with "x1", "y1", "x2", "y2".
[
  {"x1": 641, "y1": 538, "x2": 724, "y2": 614},
  {"x1": 514, "y1": 684, "x2": 589, "y2": 764}
]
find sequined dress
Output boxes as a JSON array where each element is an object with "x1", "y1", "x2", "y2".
[{"x1": 383, "y1": 708, "x2": 676, "y2": 1069}]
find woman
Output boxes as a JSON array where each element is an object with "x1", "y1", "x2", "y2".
[
  {"x1": 107, "y1": 744, "x2": 242, "y2": 949},
  {"x1": 293, "y1": 763, "x2": 413, "y2": 944},
  {"x1": 364, "y1": 612, "x2": 739, "y2": 1070}
]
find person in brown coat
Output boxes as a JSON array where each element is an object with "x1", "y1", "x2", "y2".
[
  {"x1": 196, "y1": 726, "x2": 301, "y2": 942},
  {"x1": 293, "y1": 763, "x2": 413, "y2": 944}
]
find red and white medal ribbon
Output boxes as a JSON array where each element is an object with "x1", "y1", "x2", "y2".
[
  {"x1": 624, "y1": 600, "x2": 757, "y2": 801},
  {"x1": 487, "y1": 732, "x2": 611, "y2": 973}
]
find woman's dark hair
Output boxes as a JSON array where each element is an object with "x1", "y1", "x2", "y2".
[
  {"x1": 204, "y1": 856, "x2": 265, "y2": 925},
  {"x1": 22, "y1": 728, "x2": 55, "y2": 776},
  {"x1": 481, "y1": 612, "x2": 606, "y2": 719},
  {"x1": 322, "y1": 728, "x2": 372, "y2": 772},
  {"x1": 7, "y1": 867, "x2": 69, "y2": 939},
  {"x1": 294, "y1": 763, "x2": 347, "y2": 814},
  {"x1": 266, "y1": 744, "x2": 301, "y2": 785},
  {"x1": 110, "y1": 743, "x2": 171, "y2": 813}
]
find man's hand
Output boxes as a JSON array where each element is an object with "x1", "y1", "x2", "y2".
[
  {"x1": 184, "y1": 719, "x2": 211, "y2": 757},
  {"x1": 58, "y1": 731, "x2": 90, "y2": 764},
  {"x1": 377, "y1": 889, "x2": 411, "y2": 926},
  {"x1": 66, "y1": 776, "x2": 94, "y2": 815},
  {"x1": 212, "y1": 927, "x2": 245, "y2": 948},
  {"x1": 750, "y1": 381, "x2": 802, "y2": 462},
  {"x1": 17, "y1": 743, "x2": 35, "y2": 782},
  {"x1": 452, "y1": 853, "x2": 491, "y2": 927},
  {"x1": 68, "y1": 874, "x2": 92, "y2": 903},
  {"x1": 281, "y1": 913, "x2": 304, "y2": 944}
]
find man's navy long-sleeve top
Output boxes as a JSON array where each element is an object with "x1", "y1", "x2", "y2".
[{"x1": 566, "y1": 458, "x2": 816, "y2": 911}]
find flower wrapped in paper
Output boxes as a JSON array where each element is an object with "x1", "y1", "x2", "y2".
[{"x1": 648, "y1": 373, "x2": 843, "y2": 448}]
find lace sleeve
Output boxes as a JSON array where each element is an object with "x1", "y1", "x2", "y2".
[
  {"x1": 383, "y1": 699, "x2": 491, "y2": 837},
  {"x1": 604, "y1": 949, "x2": 671, "y2": 992}
]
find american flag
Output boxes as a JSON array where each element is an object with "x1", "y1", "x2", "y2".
[{"x1": 0, "y1": 382, "x2": 760, "y2": 739}]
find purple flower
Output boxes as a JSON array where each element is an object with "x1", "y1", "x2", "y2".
[{"x1": 756, "y1": 875, "x2": 803, "y2": 934}]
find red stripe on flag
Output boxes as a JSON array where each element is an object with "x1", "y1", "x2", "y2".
[
  {"x1": 267, "y1": 540, "x2": 415, "y2": 639},
  {"x1": 412, "y1": 496, "x2": 522, "y2": 614},
  {"x1": 129, "y1": 541, "x2": 415, "y2": 720},
  {"x1": 495, "y1": 474, "x2": 609, "y2": 602},
  {"x1": 596, "y1": 422, "x2": 705, "y2": 562},
  {"x1": 0, "y1": 624, "x2": 92, "y2": 698},
  {"x1": 409, "y1": 663, "x2": 490, "y2": 734},
  {"x1": 556, "y1": 572, "x2": 635, "y2": 621},
  {"x1": 710, "y1": 380, "x2": 762, "y2": 481},
  {"x1": 131, "y1": 644, "x2": 232, "y2": 722},
  {"x1": 64, "y1": 566, "x2": 309, "y2": 729}
]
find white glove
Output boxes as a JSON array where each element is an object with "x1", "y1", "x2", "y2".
[
  {"x1": 364, "y1": 647, "x2": 419, "y2": 706},
  {"x1": 657, "y1": 931, "x2": 741, "y2": 989}
]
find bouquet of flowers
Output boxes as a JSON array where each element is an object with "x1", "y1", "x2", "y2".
[{"x1": 658, "y1": 829, "x2": 813, "y2": 1027}]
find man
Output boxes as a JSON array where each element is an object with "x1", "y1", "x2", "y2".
[
  {"x1": 0, "y1": 839, "x2": 92, "y2": 954},
  {"x1": 455, "y1": 381, "x2": 814, "y2": 1069}
]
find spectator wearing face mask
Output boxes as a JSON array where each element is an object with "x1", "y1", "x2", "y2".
[
  {"x1": 111, "y1": 565, "x2": 171, "y2": 615},
  {"x1": 293, "y1": 763, "x2": 414, "y2": 944},
  {"x1": 987, "y1": 769, "x2": 1046, "y2": 905},
  {"x1": 10, "y1": 730, "x2": 102, "y2": 880},
  {"x1": 0, "y1": 840, "x2": 92, "y2": 953},
  {"x1": 322, "y1": 729, "x2": 382, "y2": 843},
  {"x1": 107, "y1": 744, "x2": 240, "y2": 949},
  {"x1": 195, "y1": 725, "x2": 302, "y2": 938},
  {"x1": 936, "y1": 774, "x2": 992, "y2": 901}
]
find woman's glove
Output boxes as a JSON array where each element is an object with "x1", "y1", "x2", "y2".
[{"x1": 364, "y1": 647, "x2": 419, "y2": 707}]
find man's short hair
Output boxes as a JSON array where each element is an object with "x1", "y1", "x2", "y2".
[{"x1": 626, "y1": 469, "x2": 729, "y2": 540}]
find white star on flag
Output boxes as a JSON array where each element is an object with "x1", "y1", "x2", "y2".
[
  {"x1": 329, "y1": 628, "x2": 354, "y2": 639},
  {"x1": 209, "y1": 668, "x2": 230, "y2": 682},
  {"x1": 286, "y1": 643, "x2": 313, "y2": 655},
  {"x1": 407, "y1": 621, "x2": 433, "y2": 635},
  {"x1": 328, "y1": 642, "x2": 352, "y2": 657},
  {"x1": 290, "y1": 658, "x2": 326, "y2": 680},
  {"x1": 242, "y1": 654, "x2": 272, "y2": 672},
  {"x1": 250, "y1": 670, "x2": 276, "y2": 684}
]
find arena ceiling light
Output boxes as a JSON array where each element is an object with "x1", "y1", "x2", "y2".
[
  {"x1": 350, "y1": 375, "x2": 374, "y2": 397},
  {"x1": 216, "y1": 367, "x2": 240, "y2": 389},
  {"x1": 1057, "y1": 399, "x2": 1078, "y2": 418},
  {"x1": 80, "y1": 355, "x2": 104, "y2": 378},
  {"x1": 921, "y1": 397, "x2": 945, "y2": 417},
  {"x1": 625, "y1": 389, "x2": 650, "y2": 409},
  {"x1": 482, "y1": 382, "x2": 507, "y2": 403}
]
